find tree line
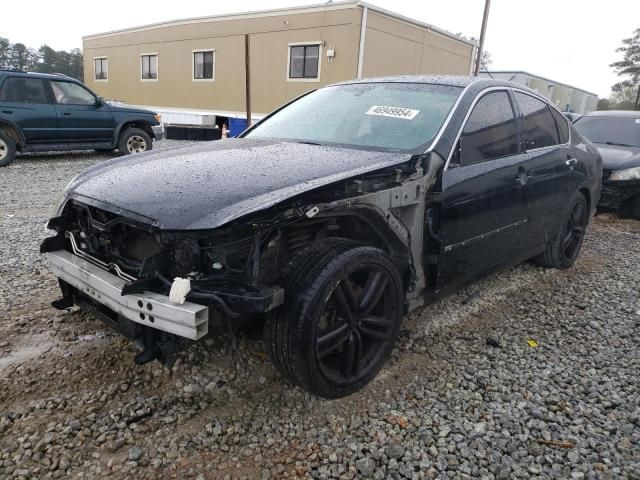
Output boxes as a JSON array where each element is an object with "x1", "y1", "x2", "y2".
[
  {"x1": 599, "y1": 28, "x2": 640, "y2": 110},
  {"x1": 0, "y1": 37, "x2": 83, "y2": 81}
]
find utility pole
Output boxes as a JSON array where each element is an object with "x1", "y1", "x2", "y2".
[
  {"x1": 245, "y1": 34, "x2": 252, "y2": 126},
  {"x1": 473, "y1": 0, "x2": 491, "y2": 76}
]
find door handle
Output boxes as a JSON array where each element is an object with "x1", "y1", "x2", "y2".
[
  {"x1": 565, "y1": 158, "x2": 578, "y2": 166},
  {"x1": 516, "y1": 166, "x2": 533, "y2": 185},
  {"x1": 63, "y1": 112, "x2": 72, "y2": 116},
  {"x1": 2, "y1": 110, "x2": 12, "y2": 114}
]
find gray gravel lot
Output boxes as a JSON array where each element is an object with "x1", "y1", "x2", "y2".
[{"x1": 0, "y1": 141, "x2": 639, "y2": 479}]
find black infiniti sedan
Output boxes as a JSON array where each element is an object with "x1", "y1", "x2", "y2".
[
  {"x1": 41, "y1": 76, "x2": 601, "y2": 398},
  {"x1": 574, "y1": 110, "x2": 640, "y2": 218}
]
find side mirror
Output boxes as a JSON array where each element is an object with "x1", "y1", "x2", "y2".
[{"x1": 95, "y1": 96, "x2": 104, "y2": 106}]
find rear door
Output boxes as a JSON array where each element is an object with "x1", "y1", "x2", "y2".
[
  {"x1": 0, "y1": 76, "x2": 58, "y2": 144},
  {"x1": 513, "y1": 92, "x2": 576, "y2": 250},
  {"x1": 49, "y1": 80, "x2": 114, "y2": 143},
  {"x1": 438, "y1": 89, "x2": 530, "y2": 288}
]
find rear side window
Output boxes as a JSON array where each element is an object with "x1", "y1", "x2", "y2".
[
  {"x1": 459, "y1": 91, "x2": 519, "y2": 166},
  {"x1": 515, "y1": 92, "x2": 560, "y2": 150},
  {"x1": 0, "y1": 77, "x2": 49, "y2": 103}
]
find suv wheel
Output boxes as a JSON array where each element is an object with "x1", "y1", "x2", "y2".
[
  {"x1": 265, "y1": 239, "x2": 403, "y2": 398},
  {"x1": 0, "y1": 130, "x2": 17, "y2": 167},
  {"x1": 535, "y1": 191, "x2": 588, "y2": 269},
  {"x1": 119, "y1": 128, "x2": 152, "y2": 155}
]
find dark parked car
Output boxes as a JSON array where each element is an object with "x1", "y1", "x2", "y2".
[
  {"x1": 0, "y1": 69, "x2": 162, "y2": 167},
  {"x1": 41, "y1": 76, "x2": 601, "y2": 398},
  {"x1": 574, "y1": 110, "x2": 640, "y2": 218}
]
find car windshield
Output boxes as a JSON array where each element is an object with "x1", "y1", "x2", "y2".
[
  {"x1": 574, "y1": 115, "x2": 640, "y2": 148},
  {"x1": 245, "y1": 82, "x2": 462, "y2": 152}
]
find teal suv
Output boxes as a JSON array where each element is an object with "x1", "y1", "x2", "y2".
[{"x1": 0, "y1": 69, "x2": 162, "y2": 167}]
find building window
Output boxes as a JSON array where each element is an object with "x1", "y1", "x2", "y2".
[
  {"x1": 193, "y1": 50, "x2": 215, "y2": 80},
  {"x1": 141, "y1": 54, "x2": 158, "y2": 80},
  {"x1": 288, "y1": 43, "x2": 321, "y2": 80},
  {"x1": 94, "y1": 57, "x2": 108, "y2": 81}
]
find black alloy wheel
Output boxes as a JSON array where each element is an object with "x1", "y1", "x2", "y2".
[
  {"x1": 561, "y1": 199, "x2": 587, "y2": 262},
  {"x1": 265, "y1": 239, "x2": 403, "y2": 398},
  {"x1": 316, "y1": 263, "x2": 398, "y2": 387},
  {"x1": 535, "y1": 191, "x2": 588, "y2": 269}
]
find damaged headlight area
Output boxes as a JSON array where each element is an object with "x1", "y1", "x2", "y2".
[
  {"x1": 39, "y1": 198, "x2": 354, "y2": 364},
  {"x1": 609, "y1": 166, "x2": 640, "y2": 181},
  {"x1": 41, "y1": 200, "x2": 296, "y2": 314}
]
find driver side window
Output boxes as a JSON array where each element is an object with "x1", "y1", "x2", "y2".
[
  {"x1": 50, "y1": 81, "x2": 96, "y2": 106},
  {"x1": 458, "y1": 91, "x2": 520, "y2": 166}
]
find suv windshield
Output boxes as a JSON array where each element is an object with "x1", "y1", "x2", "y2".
[
  {"x1": 574, "y1": 115, "x2": 640, "y2": 148},
  {"x1": 245, "y1": 82, "x2": 462, "y2": 152}
]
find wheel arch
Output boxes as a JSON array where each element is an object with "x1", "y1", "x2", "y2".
[
  {"x1": 313, "y1": 209, "x2": 413, "y2": 289},
  {"x1": 0, "y1": 119, "x2": 25, "y2": 150},
  {"x1": 115, "y1": 119, "x2": 154, "y2": 142},
  {"x1": 578, "y1": 186, "x2": 591, "y2": 214}
]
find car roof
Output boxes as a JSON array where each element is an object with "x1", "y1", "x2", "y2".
[
  {"x1": 583, "y1": 110, "x2": 640, "y2": 118},
  {"x1": 0, "y1": 69, "x2": 78, "y2": 82},
  {"x1": 332, "y1": 74, "x2": 543, "y2": 95}
]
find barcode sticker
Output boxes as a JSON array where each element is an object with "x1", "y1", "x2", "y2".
[{"x1": 365, "y1": 105, "x2": 420, "y2": 120}]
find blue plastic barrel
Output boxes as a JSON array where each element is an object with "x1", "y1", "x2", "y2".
[{"x1": 229, "y1": 118, "x2": 248, "y2": 137}]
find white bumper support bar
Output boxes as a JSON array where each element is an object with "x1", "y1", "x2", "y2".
[{"x1": 47, "y1": 250, "x2": 208, "y2": 340}]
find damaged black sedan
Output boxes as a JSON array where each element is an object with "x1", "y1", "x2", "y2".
[{"x1": 41, "y1": 76, "x2": 601, "y2": 398}]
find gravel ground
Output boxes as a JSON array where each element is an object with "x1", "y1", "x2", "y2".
[{"x1": 0, "y1": 142, "x2": 639, "y2": 480}]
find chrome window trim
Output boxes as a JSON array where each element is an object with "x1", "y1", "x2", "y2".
[
  {"x1": 423, "y1": 79, "x2": 479, "y2": 156},
  {"x1": 444, "y1": 86, "x2": 572, "y2": 170},
  {"x1": 443, "y1": 86, "x2": 514, "y2": 170}
]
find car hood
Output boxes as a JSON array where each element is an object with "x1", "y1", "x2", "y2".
[
  {"x1": 65, "y1": 139, "x2": 412, "y2": 230},
  {"x1": 595, "y1": 144, "x2": 640, "y2": 170},
  {"x1": 109, "y1": 104, "x2": 156, "y2": 116}
]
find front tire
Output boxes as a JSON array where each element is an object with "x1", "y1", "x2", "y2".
[
  {"x1": 265, "y1": 239, "x2": 404, "y2": 398},
  {"x1": 0, "y1": 131, "x2": 17, "y2": 167},
  {"x1": 535, "y1": 191, "x2": 588, "y2": 269},
  {"x1": 118, "y1": 128, "x2": 152, "y2": 155}
]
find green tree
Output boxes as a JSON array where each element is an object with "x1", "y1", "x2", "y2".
[
  {"x1": 36, "y1": 45, "x2": 58, "y2": 73},
  {"x1": 10, "y1": 43, "x2": 38, "y2": 71},
  {"x1": 596, "y1": 98, "x2": 610, "y2": 111},
  {"x1": 68, "y1": 49, "x2": 84, "y2": 81},
  {"x1": 610, "y1": 28, "x2": 640, "y2": 110},
  {"x1": 0, "y1": 37, "x2": 11, "y2": 67},
  {"x1": 34, "y1": 44, "x2": 83, "y2": 80}
]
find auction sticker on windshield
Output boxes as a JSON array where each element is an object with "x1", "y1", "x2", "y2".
[{"x1": 365, "y1": 105, "x2": 420, "y2": 120}]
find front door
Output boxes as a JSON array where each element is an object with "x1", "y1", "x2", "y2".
[
  {"x1": 49, "y1": 80, "x2": 114, "y2": 143},
  {"x1": 438, "y1": 90, "x2": 530, "y2": 289},
  {"x1": 0, "y1": 76, "x2": 58, "y2": 144}
]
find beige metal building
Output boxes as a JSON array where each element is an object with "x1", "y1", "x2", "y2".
[
  {"x1": 83, "y1": 1, "x2": 475, "y2": 121},
  {"x1": 480, "y1": 71, "x2": 598, "y2": 114}
]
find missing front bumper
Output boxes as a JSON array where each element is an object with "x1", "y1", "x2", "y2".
[{"x1": 47, "y1": 250, "x2": 208, "y2": 340}]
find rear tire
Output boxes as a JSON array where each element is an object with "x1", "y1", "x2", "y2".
[
  {"x1": 118, "y1": 128, "x2": 152, "y2": 155},
  {"x1": 535, "y1": 191, "x2": 588, "y2": 269},
  {"x1": 631, "y1": 195, "x2": 640, "y2": 220},
  {"x1": 265, "y1": 239, "x2": 403, "y2": 398},
  {"x1": 0, "y1": 130, "x2": 17, "y2": 167}
]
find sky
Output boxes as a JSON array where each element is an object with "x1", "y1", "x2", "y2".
[{"x1": 3, "y1": 0, "x2": 639, "y2": 98}]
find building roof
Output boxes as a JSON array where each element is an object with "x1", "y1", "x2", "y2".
[
  {"x1": 481, "y1": 70, "x2": 598, "y2": 97},
  {"x1": 82, "y1": 1, "x2": 475, "y2": 47}
]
